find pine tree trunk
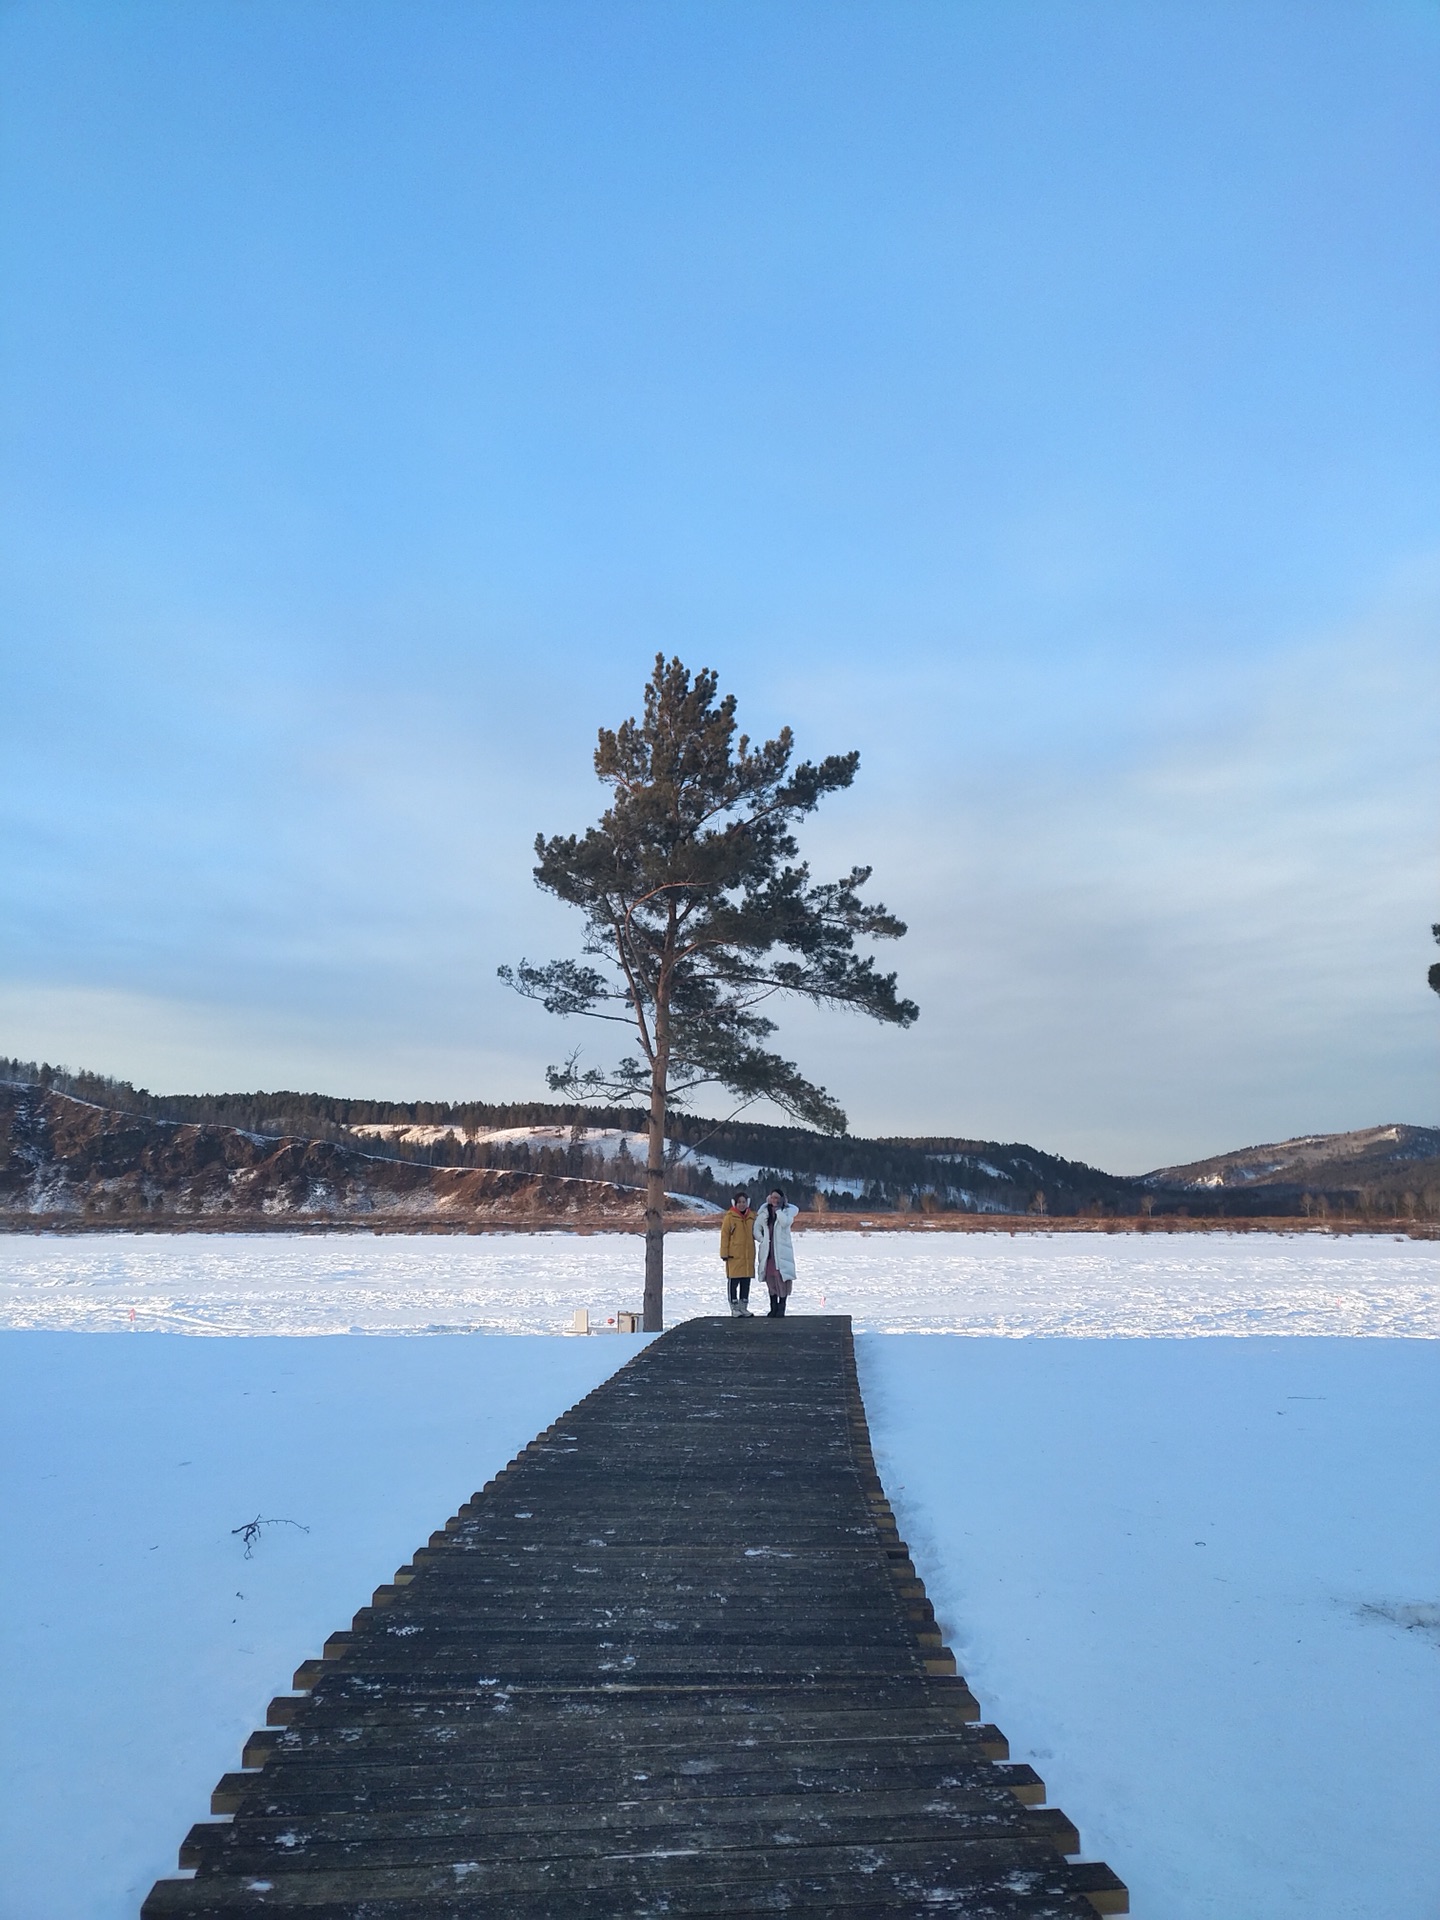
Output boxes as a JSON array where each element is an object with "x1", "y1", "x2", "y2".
[
  {"x1": 641, "y1": 910, "x2": 677, "y2": 1334},
  {"x1": 642, "y1": 1045, "x2": 667, "y2": 1332}
]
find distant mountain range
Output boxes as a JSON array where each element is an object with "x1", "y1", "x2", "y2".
[{"x1": 2, "y1": 1059, "x2": 1435, "y2": 1226}]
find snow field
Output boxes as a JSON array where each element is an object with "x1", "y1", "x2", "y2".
[
  {"x1": 1, "y1": 1232, "x2": 1437, "y2": 1919},
  {"x1": 0, "y1": 1227, "x2": 1435, "y2": 1336},
  {"x1": 0, "y1": 1334, "x2": 633, "y2": 1920},
  {"x1": 858, "y1": 1335, "x2": 1440, "y2": 1920}
]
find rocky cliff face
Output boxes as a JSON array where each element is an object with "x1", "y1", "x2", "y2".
[{"x1": 0, "y1": 1083, "x2": 664, "y2": 1228}]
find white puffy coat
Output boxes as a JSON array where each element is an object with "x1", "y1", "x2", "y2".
[{"x1": 753, "y1": 1201, "x2": 799, "y2": 1290}]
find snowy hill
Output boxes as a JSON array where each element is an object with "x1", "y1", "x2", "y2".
[
  {"x1": 346, "y1": 1116, "x2": 1139, "y2": 1216},
  {"x1": 0, "y1": 1083, "x2": 701, "y2": 1228},
  {"x1": 3, "y1": 1060, "x2": 1436, "y2": 1222},
  {"x1": 1143, "y1": 1123, "x2": 1440, "y2": 1218}
]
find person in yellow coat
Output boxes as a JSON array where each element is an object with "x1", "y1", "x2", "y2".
[{"x1": 719, "y1": 1188, "x2": 756, "y2": 1316}]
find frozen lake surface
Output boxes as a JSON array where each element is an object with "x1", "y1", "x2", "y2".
[
  {"x1": 0, "y1": 1226, "x2": 1435, "y2": 1335},
  {"x1": 1, "y1": 1232, "x2": 1437, "y2": 1918}
]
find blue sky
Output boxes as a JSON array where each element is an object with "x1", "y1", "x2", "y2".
[{"x1": 2, "y1": 0, "x2": 1436, "y2": 1171}]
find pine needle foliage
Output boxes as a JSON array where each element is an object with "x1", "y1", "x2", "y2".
[{"x1": 499, "y1": 654, "x2": 917, "y2": 1325}]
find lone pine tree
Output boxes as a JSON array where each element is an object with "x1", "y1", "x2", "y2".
[{"x1": 500, "y1": 655, "x2": 917, "y2": 1329}]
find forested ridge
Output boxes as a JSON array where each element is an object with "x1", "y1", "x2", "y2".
[
  {"x1": 4, "y1": 1058, "x2": 1434, "y2": 1218},
  {"x1": 0, "y1": 1057, "x2": 1127, "y2": 1211}
]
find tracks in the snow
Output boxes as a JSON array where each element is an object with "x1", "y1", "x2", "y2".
[{"x1": 143, "y1": 1315, "x2": 1126, "y2": 1917}]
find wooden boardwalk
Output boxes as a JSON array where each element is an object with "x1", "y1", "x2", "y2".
[{"x1": 144, "y1": 1316, "x2": 1127, "y2": 1917}]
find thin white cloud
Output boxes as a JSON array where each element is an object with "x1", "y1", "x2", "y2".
[{"x1": 785, "y1": 566, "x2": 1440, "y2": 1167}]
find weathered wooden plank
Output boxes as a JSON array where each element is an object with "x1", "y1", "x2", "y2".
[
  {"x1": 146, "y1": 1836, "x2": 1106, "y2": 1917},
  {"x1": 178, "y1": 1795, "x2": 1063, "y2": 1872},
  {"x1": 208, "y1": 1756, "x2": 1039, "y2": 1825},
  {"x1": 211, "y1": 1737, "x2": 1020, "y2": 1818}
]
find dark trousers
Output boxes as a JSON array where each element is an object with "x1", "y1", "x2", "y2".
[
  {"x1": 766, "y1": 1294, "x2": 787, "y2": 1317},
  {"x1": 727, "y1": 1275, "x2": 751, "y2": 1305}
]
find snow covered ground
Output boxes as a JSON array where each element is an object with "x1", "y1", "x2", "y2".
[
  {"x1": 0, "y1": 1333, "x2": 632, "y2": 1920},
  {"x1": 858, "y1": 1335, "x2": 1440, "y2": 1920},
  {"x1": 0, "y1": 1226, "x2": 1436, "y2": 1336},
  {"x1": 1, "y1": 1234, "x2": 1436, "y2": 1919}
]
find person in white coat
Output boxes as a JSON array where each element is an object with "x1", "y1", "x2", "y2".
[{"x1": 754, "y1": 1189, "x2": 799, "y2": 1318}]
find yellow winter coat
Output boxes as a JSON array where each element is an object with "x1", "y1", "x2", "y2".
[{"x1": 719, "y1": 1205, "x2": 756, "y2": 1278}]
